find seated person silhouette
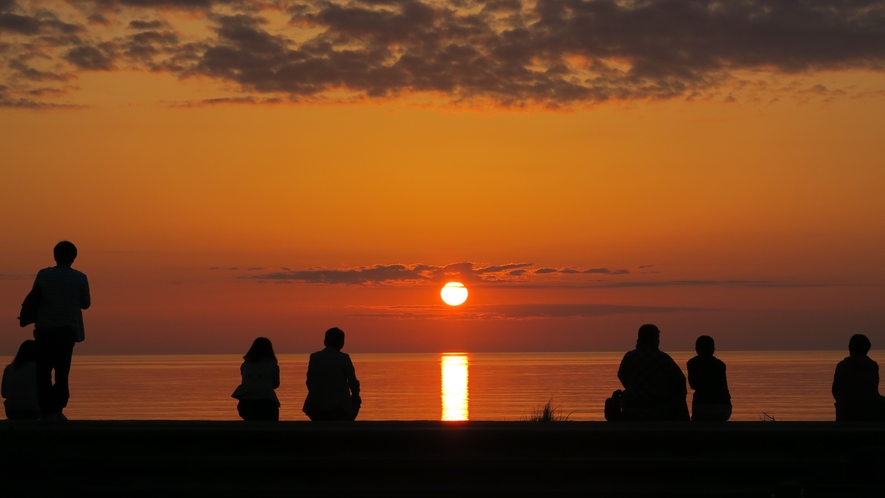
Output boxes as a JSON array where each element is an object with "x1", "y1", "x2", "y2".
[
  {"x1": 2, "y1": 340, "x2": 40, "y2": 421},
  {"x1": 618, "y1": 324, "x2": 689, "y2": 421},
  {"x1": 832, "y1": 334, "x2": 885, "y2": 421},
  {"x1": 231, "y1": 337, "x2": 280, "y2": 421},
  {"x1": 687, "y1": 335, "x2": 732, "y2": 421},
  {"x1": 302, "y1": 328, "x2": 361, "y2": 421}
]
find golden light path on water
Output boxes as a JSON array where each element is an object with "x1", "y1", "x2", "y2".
[{"x1": 441, "y1": 354, "x2": 469, "y2": 421}]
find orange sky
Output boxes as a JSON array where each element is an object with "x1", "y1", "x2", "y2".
[{"x1": 2, "y1": 0, "x2": 884, "y2": 354}]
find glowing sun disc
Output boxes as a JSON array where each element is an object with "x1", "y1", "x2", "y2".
[{"x1": 441, "y1": 282, "x2": 468, "y2": 306}]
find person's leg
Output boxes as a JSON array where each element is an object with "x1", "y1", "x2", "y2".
[
  {"x1": 258, "y1": 400, "x2": 279, "y2": 421},
  {"x1": 50, "y1": 327, "x2": 76, "y2": 413},
  {"x1": 238, "y1": 400, "x2": 256, "y2": 420},
  {"x1": 239, "y1": 400, "x2": 279, "y2": 421},
  {"x1": 34, "y1": 329, "x2": 55, "y2": 416},
  {"x1": 5, "y1": 407, "x2": 41, "y2": 421},
  {"x1": 693, "y1": 402, "x2": 732, "y2": 422}
]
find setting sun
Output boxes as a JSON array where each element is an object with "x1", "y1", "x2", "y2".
[{"x1": 441, "y1": 282, "x2": 468, "y2": 306}]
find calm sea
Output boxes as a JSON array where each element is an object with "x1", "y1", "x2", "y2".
[{"x1": 1, "y1": 351, "x2": 869, "y2": 421}]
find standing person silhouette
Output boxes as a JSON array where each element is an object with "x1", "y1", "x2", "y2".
[
  {"x1": 687, "y1": 335, "x2": 732, "y2": 421},
  {"x1": 31, "y1": 241, "x2": 90, "y2": 422},
  {"x1": 832, "y1": 334, "x2": 885, "y2": 421},
  {"x1": 302, "y1": 328, "x2": 361, "y2": 421},
  {"x1": 617, "y1": 324, "x2": 689, "y2": 421},
  {"x1": 232, "y1": 337, "x2": 281, "y2": 421}
]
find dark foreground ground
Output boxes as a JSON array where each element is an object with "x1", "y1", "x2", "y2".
[{"x1": 1, "y1": 421, "x2": 884, "y2": 497}]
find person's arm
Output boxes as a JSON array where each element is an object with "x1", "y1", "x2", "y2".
[
  {"x1": 80, "y1": 276, "x2": 91, "y2": 310},
  {"x1": 677, "y1": 366, "x2": 687, "y2": 396},
  {"x1": 832, "y1": 363, "x2": 842, "y2": 400},
  {"x1": 345, "y1": 356, "x2": 360, "y2": 396},
  {"x1": 272, "y1": 364, "x2": 280, "y2": 389},
  {"x1": 687, "y1": 359, "x2": 697, "y2": 391},
  {"x1": 305, "y1": 356, "x2": 313, "y2": 390},
  {"x1": 668, "y1": 357, "x2": 687, "y2": 396},
  {"x1": 617, "y1": 355, "x2": 629, "y2": 389},
  {"x1": 1, "y1": 367, "x2": 8, "y2": 399}
]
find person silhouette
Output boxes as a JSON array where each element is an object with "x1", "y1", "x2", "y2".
[
  {"x1": 2, "y1": 340, "x2": 40, "y2": 421},
  {"x1": 832, "y1": 334, "x2": 885, "y2": 421},
  {"x1": 302, "y1": 327, "x2": 361, "y2": 421},
  {"x1": 687, "y1": 335, "x2": 732, "y2": 421},
  {"x1": 617, "y1": 324, "x2": 689, "y2": 421},
  {"x1": 231, "y1": 337, "x2": 280, "y2": 421},
  {"x1": 31, "y1": 241, "x2": 91, "y2": 422}
]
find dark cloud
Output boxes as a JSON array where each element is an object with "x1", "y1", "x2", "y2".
[
  {"x1": 178, "y1": 95, "x2": 284, "y2": 106},
  {"x1": 172, "y1": 0, "x2": 885, "y2": 106},
  {"x1": 1, "y1": 83, "x2": 73, "y2": 108},
  {"x1": 8, "y1": 0, "x2": 885, "y2": 107},
  {"x1": 64, "y1": 45, "x2": 113, "y2": 70},
  {"x1": 347, "y1": 302, "x2": 709, "y2": 320},
  {"x1": 0, "y1": 13, "x2": 40, "y2": 34},
  {"x1": 88, "y1": 13, "x2": 111, "y2": 25},
  {"x1": 0, "y1": 13, "x2": 82, "y2": 35},
  {"x1": 255, "y1": 264, "x2": 432, "y2": 285},
  {"x1": 246, "y1": 261, "x2": 663, "y2": 285},
  {"x1": 250, "y1": 262, "x2": 538, "y2": 285},
  {"x1": 128, "y1": 20, "x2": 166, "y2": 30},
  {"x1": 583, "y1": 268, "x2": 629, "y2": 275},
  {"x1": 9, "y1": 60, "x2": 72, "y2": 81},
  {"x1": 123, "y1": 30, "x2": 180, "y2": 61},
  {"x1": 73, "y1": 0, "x2": 218, "y2": 8}
]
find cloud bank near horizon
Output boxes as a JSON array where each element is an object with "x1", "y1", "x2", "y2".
[
  {"x1": 3, "y1": 0, "x2": 885, "y2": 108},
  {"x1": 245, "y1": 262, "x2": 643, "y2": 284},
  {"x1": 238, "y1": 262, "x2": 818, "y2": 288}
]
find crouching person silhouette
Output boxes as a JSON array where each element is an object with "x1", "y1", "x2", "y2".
[
  {"x1": 232, "y1": 338, "x2": 280, "y2": 421},
  {"x1": 303, "y1": 327, "x2": 361, "y2": 421},
  {"x1": 618, "y1": 324, "x2": 690, "y2": 421},
  {"x1": 687, "y1": 335, "x2": 732, "y2": 421},
  {"x1": 2, "y1": 340, "x2": 40, "y2": 421},
  {"x1": 833, "y1": 334, "x2": 885, "y2": 421}
]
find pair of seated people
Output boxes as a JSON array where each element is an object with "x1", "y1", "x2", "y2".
[
  {"x1": 231, "y1": 328, "x2": 361, "y2": 422},
  {"x1": 617, "y1": 324, "x2": 730, "y2": 422}
]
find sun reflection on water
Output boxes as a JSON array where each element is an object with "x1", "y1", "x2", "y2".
[{"x1": 441, "y1": 354, "x2": 469, "y2": 421}]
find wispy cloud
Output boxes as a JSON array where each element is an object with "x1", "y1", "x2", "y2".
[
  {"x1": 248, "y1": 262, "x2": 535, "y2": 285},
  {"x1": 0, "y1": 273, "x2": 34, "y2": 280},
  {"x1": 3, "y1": 0, "x2": 885, "y2": 108},
  {"x1": 230, "y1": 262, "x2": 825, "y2": 289}
]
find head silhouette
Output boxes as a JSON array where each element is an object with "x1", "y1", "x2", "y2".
[
  {"x1": 636, "y1": 324, "x2": 660, "y2": 348},
  {"x1": 695, "y1": 335, "x2": 715, "y2": 356},
  {"x1": 848, "y1": 334, "x2": 872, "y2": 356},
  {"x1": 12, "y1": 340, "x2": 38, "y2": 368},
  {"x1": 244, "y1": 337, "x2": 277, "y2": 362},
  {"x1": 324, "y1": 327, "x2": 345, "y2": 350},
  {"x1": 54, "y1": 240, "x2": 77, "y2": 267}
]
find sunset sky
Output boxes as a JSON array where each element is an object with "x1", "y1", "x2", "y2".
[{"x1": 1, "y1": 0, "x2": 884, "y2": 354}]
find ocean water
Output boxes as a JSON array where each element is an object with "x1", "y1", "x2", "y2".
[{"x1": 0, "y1": 351, "x2": 866, "y2": 421}]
